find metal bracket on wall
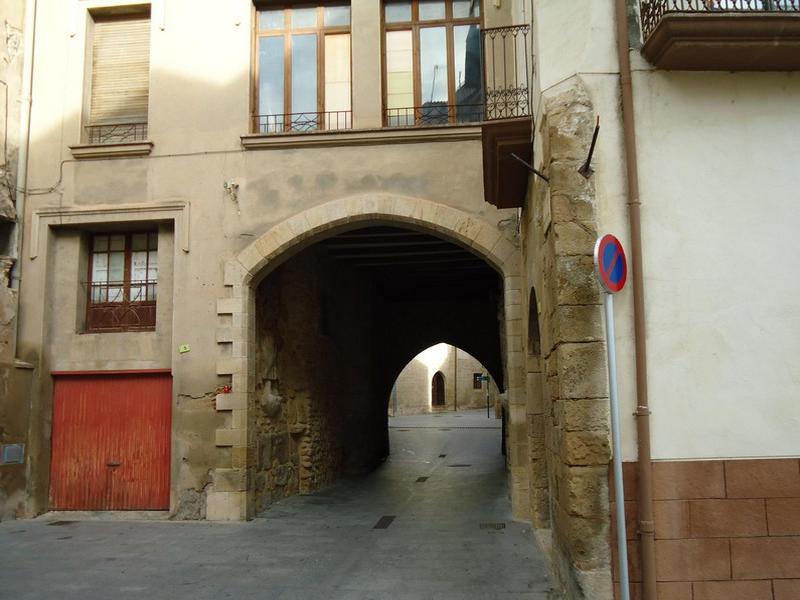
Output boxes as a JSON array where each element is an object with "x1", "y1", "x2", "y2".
[
  {"x1": 578, "y1": 117, "x2": 600, "y2": 179},
  {"x1": 510, "y1": 153, "x2": 549, "y2": 184}
]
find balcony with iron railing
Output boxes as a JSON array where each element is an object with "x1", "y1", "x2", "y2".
[
  {"x1": 71, "y1": 121, "x2": 153, "y2": 159},
  {"x1": 640, "y1": 0, "x2": 800, "y2": 70},
  {"x1": 243, "y1": 24, "x2": 533, "y2": 208},
  {"x1": 85, "y1": 122, "x2": 149, "y2": 145},
  {"x1": 251, "y1": 25, "x2": 531, "y2": 135},
  {"x1": 380, "y1": 24, "x2": 531, "y2": 129},
  {"x1": 252, "y1": 111, "x2": 353, "y2": 134},
  {"x1": 85, "y1": 280, "x2": 157, "y2": 332}
]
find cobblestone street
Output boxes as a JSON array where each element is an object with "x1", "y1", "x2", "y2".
[{"x1": 0, "y1": 410, "x2": 554, "y2": 600}]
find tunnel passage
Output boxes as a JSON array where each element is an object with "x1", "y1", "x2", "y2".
[{"x1": 252, "y1": 225, "x2": 505, "y2": 513}]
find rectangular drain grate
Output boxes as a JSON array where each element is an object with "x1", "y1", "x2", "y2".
[
  {"x1": 439, "y1": 428, "x2": 451, "y2": 431},
  {"x1": 47, "y1": 521, "x2": 76, "y2": 526},
  {"x1": 480, "y1": 522, "x2": 506, "y2": 530},
  {"x1": 438, "y1": 454, "x2": 447, "y2": 458},
  {"x1": 448, "y1": 464, "x2": 472, "y2": 468},
  {"x1": 396, "y1": 429, "x2": 410, "y2": 432},
  {"x1": 373, "y1": 515, "x2": 396, "y2": 529},
  {"x1": 416, "y1": 476, "x2": 429, "y2": 483}
]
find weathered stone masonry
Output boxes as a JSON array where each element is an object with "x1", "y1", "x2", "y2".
[
  {"x1": 524, "y1": 82, "x2": 613, "y2": 600},
  {"x1": 252, "y1": 246, "x2": 381, "y2": 512}
]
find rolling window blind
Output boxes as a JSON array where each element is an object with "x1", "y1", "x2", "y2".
[{"x1": 90, "y1": 16, "x2": 150, "y2": 124}]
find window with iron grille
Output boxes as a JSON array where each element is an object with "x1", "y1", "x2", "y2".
[
  {"x1": 383, "y1": 0, "x2": 483, "y2": 127},
  {"x1": 473, "y1": 372, "x2": 483, "y2": 389},
  {"x1": 85, "y1": 7, "x2": 151, "y2": 144},
  {"x1": 86, "y1": 233, "x2": 158, "y2": 332},
  {"x1": 253, "y1": 3, "x2": 352, "y2": 134}
]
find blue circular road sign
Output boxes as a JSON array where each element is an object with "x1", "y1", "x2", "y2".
[{"x1": 594, "y1": 234, "x2": 627, "y2": 294}]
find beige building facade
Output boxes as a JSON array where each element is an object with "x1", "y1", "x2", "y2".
[{"x1": 2, "y1": 1, "x2": 800, "y2": 599}]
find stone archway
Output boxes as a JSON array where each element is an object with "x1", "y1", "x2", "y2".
[{"x1": 206, "y1": 193, "x2": 527, "y2": 521}]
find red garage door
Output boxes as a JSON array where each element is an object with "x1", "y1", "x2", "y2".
[{"x1": 50, "y1": 371, "x2": 172, "y2": 510}]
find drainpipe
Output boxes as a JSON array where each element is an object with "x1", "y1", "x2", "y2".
[
  {"x1": 11, "y1": 0, "x2": 36, "y2": 287},
  {"x1": 612, "y1": 1, "x2": 657, "y2": 599},
  {"x1": 9, "y1": 0, "x2": 37, "y2": 356}
]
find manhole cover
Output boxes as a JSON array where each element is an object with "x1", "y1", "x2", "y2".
[
  {"x1": 416, "y1": 476, "x2": 429, "y2": 483},
  {"x1": 47, "y1": 521, "x2": 77, "y2": 526},
  {"x1": 448, "y1": 464, "x2": 471, "y2": 468}
]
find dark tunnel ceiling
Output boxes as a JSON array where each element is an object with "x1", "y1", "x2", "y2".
[{"x1": 319, "y1": 226, "x2": 502, "y2": 300}]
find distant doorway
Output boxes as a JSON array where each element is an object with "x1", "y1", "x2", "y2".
[{"x1": 432, "y1": 371, "x2": 445, "y2": 407}]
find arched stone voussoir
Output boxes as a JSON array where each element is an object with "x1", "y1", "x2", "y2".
[{"x1": 234, "y1": 194, "x2": 520, "y2": 286}]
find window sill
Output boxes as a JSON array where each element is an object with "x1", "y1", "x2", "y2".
[
  {"x1": 240, "y1": 124, "x2": 482, "y2": 150},
  {"x1": 81, "y1": 328, "x2": 157, "y2": 334},
  {"x1": 69, "y1": 140, "x2": 154, "y2": 160}
]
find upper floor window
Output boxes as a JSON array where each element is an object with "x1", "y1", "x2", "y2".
[
  {"x1": 85, "y1": 7, "x2": 151, "y2": 144},
  {"x1": 383, "y1": 0, "x2": 482, "y2": 127},
  {"x1": 254, "y1": 3, "x2": 352, "y2": 134},
  {"x1": 87, "y1": 233, "x2": 158, "y2": 332}
]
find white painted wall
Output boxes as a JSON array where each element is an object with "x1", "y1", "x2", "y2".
[
  {"x1": 635, "y1": 71, "x2": 800, "y2": 460},
  {"x1": 531, "y1": 0, "x2": 800, "y2": 461}
]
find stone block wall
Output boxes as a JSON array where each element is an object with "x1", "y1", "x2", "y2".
[
  {"x1": 252, "y1": 246, "x2": 381, "y2": 513},
  {"x1": 612, "y1": 459, "x2": 800, "y2": 600},
  {"x1": 523, "y1": 81, "x2": 614, "y2": 598}
]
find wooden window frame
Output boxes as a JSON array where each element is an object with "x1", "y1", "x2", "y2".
[
  {"x1": 381, "y1": 0, "x2": 483, "y2": 126},
  {"x1": 252, "y1": 3, "x2": 353, "y2": 133},
  {"x1": 86, "y1": 232, "x2": 158, "y2": 333},
  {"x1": 84, "y1": 7, "x2": 152, "y2": 144}
]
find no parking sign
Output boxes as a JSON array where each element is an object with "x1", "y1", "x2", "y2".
[
  {"x1": 594, "y1": 234, "x2": 627, "y2": 294},
  {"x1": 594, "y1": 233, "x2": 632, "y2": 600}
]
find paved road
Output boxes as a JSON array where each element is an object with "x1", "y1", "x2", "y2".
[{"x1": 0, "y1": 409, "x2": 554, "y2": 599}]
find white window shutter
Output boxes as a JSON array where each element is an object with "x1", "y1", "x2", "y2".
[{"x1": 90, "y1": 16, "x2": 150, "y2": 124}]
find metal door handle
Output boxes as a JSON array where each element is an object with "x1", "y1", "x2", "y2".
[{"x1": 106, "y1": 461, "x2": 121, "y2": 467}]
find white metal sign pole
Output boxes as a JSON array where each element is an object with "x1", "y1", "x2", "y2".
[{"x1": 604, "y1": 290, "x2": 630, "y2": 600}]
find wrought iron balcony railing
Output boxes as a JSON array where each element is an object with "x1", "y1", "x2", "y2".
[
  {"x1": 385, "y1": 104, "x2": 485, "y2": 128},
  {"x1": 481, "y1": 25, "x2": 531, "y2": 121},
  {"x1": 252, "y1": 111, "x2": 352, "y2": 134},
  {"x1": 85, "y1": 122, "x2": 148, "y2": 144},
  {"x1": 384, "y1": 24, "x2": 531, "y2": 128},
  {"x1": 86, "y1": 280, "x2": 157, "y2": 332},
  {"x1": 641, "y1": 0, "x2": 800, "y2": 39}
]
